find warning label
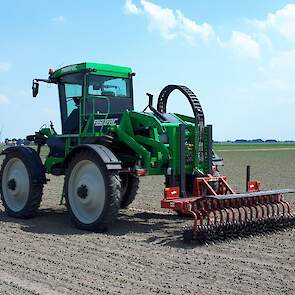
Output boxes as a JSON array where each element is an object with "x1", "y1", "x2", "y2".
[{"x1": 94, "y1": 118, "x2": 118, "y2": 127}]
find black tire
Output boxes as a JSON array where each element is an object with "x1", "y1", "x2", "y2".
[
  {"x1": 64, "y1": 150, "x2": 121, "y2": 232},
  {"x1": 120, "y1": 173, "x2": 139, "y2": 209},
  {"x1": 0, "y1": 148, "x2": 44, "y2": 218}
]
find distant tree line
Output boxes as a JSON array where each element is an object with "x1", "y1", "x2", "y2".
[
  {"x1": 234, "y1": 139, "x2": 277, "y2": 143},
  {"x1": 4, "y1": 138, "x2": 31, "y2": 146},
  {"x1": 214, "y1": 139, "x2": 295, "y2": 144}
]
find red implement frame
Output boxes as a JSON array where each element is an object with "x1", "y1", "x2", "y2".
[
  {"x1": 161, "y1": 175, "x2": 295, "y2": 242},
  {"x1": 161, "y1": 176, "x2": 239, "y2": 212}
]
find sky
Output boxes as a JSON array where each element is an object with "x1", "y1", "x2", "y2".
[{"x1": 0, "y1": 0, "x2": 295, "y2": 141}]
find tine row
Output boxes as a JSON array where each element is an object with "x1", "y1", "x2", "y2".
[{"x1": 183, "y1": 215, "x2": 295, "y2": 244}]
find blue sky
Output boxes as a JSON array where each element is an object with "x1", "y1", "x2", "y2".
[{"x1": 0, "y1": 0, "x2": 295, "y2": 140}]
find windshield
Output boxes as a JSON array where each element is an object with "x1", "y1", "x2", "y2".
[{"x1": 88, "y1": 75, "x2": 131, "y2": 98}]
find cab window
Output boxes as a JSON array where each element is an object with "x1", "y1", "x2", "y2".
[
  {"x1": 58, "y1": 73, "x2": 83, "y2": 134},
  {"x1": 65, "y1": 84, "x2": 82, "y2": 116},
  {"x1": 88, "y1": 75, "x2": 130, "y2": 98}
]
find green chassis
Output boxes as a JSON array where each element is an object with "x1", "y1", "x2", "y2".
[{"x1": 33, "y1": 62, "x2": 213, "y2": 180}]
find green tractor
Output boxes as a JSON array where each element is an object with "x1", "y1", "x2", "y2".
[{"x1": 1, "y1": 62, "x2": 294, "y2": 243}]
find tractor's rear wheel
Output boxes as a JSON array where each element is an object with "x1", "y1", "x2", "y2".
[
  {"x1": 64, "y1": 150, "x2": 121, "y2": 232},
  {"x1": 120, "y1": 173, "x2": 139, "y2": 209},
  {"x1": 0, "y1": 150, "x2": 44, "y2": 218}
]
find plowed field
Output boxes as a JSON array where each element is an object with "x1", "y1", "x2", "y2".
[{"x1": 0, "y1": 146, "x2": 294, "y2": 294}]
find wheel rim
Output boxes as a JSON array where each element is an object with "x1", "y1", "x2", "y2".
[
  {"x1": 68, "y1": 160, "x2": 106, "y2": 224},
  {"x1": 2, "y1": 157, "x2": 30, "y2": 212}
]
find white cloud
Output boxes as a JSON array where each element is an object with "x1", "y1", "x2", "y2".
[
  {"x1": 253, "y1": 32, "x2": 272, "y2": 48},
  {"x1": 270, "y1": 49, "x2": 295, "y2": 73},
  {"x1": 219, "y1": 31, "x2": 260, "y2": 59},
  {"x1": 266, "y1": 49, "x2": 295, "y2": 91},
  {"x1": 251, "y1": 4, "x2": 295, "y2": 42},
  {"x1": 0, "y1": 94, "x2": 9, "y2": 105},
  {"x1": 175, "y1": 10, "x2": 214, "y2": 43},
  {"x1": 0, "y1": 62, "x2": 11, "y2": 72},
  {"x1": 141, "y1": 0, "x2": 178, "y2": 40},
  {"x1": 124, "y1": 0, "x2": 141, "y2": 15},
  {"x1": 252, "y1": 49, "x2": 295, "y2": 95},
  {"x1": 51, "y1": 16, "x2": 66, "y2": 23},
  {"x1": 126, "y1": 0, "x2": 214, "y2": 44}
]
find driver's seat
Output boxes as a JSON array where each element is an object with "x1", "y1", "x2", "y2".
[{"x1": 47, "y1": 109, "x2": 79, "y2": 158}]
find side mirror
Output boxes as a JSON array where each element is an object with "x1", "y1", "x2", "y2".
[{"x1": 32, "y1": 81, "x2": 39, "y2": 97}]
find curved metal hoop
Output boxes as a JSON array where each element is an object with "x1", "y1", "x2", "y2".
[{"x1": 157, "y1": 85, "x2": 205, "y2": 126}]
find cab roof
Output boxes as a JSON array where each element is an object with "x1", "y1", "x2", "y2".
[{"x1": 51, "y1": 62, "x2": 133, "y2": 79}]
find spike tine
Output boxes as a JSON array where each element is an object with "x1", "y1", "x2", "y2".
[
  {"x1": 212, "y1": 200, "x2": 219, "y2": 225},
  {"x1": 271, "y1": 197, "x2": 279, "y2": 216},
  {"x1": 269, "y1": 198, "x2": 278, "y2": 217},
  {"x1": 280, "y1": 198, "x2": 291, "y2": 215},
  {"x1": 279, "y1": 201, "x2": 285, "y2": 217},
  {"x1": 207, "y1": 211, "x2": 213, "y2": 225},
  {"x1": 270, "y1": 202, "x2": 276, "y2": 218},
  {"x1": 195, "y1": 200, "x2": 204, "y2": 226},
  {"x1": 199, "y1": 211, "x2": 204, "y2": 226},
  {"x1": 267, "y1": 201, "x2": 273, "y2": 218},
  {"x1": 257, "y1": 199, "x2": 266, "y2": 219},
  {"x1": 229, "y1": 199, "x2": 235, "y2": 222},
  {"x1": 241, "y1": 197, "x2": 250, "y2": 221},
  {"x1": 190, "y1": 210, "x2": 198, "y2": 232},
  {"x1": 249, "y1": 199, "x2": 255, "y2": 221},
  {"x1": 242, "y1": 199, "x2": 248, "y2": 223},
  {"x1": 253, "y1": 198, "x2": 259, "y2": 219},
  {"x1": 217, "y1": 200, "x2": 222, "y2": 224},
  {"x1": 226, "y1": 202, "x2": 232, "y2": 224},
  {"x1": 281, "y1": 199, "x2": 287, "y2": 216},
  {"x1": 220, "y1": 208, "x2": 226, "y2": 224},
  {"x1": 262, "y1": 197, "x2": 268, "y2": 219},
  {"x1": 249, "y1": 204, "x2": 256, "y2": 221},
  {"x1": 256, "y1": 202, "x2": 261, "y2": 219},
  {"x1": 238, "y1": 206, "x2": 244, "y2": 223},
  {"x1": 265, "y1": 196, "x2": 270, "y2": 217},
  {"x1": 273, "y1": 198, "x2": 280, "y2": 217},
  {"x1": 246, "y1": 205, "x2": 252, "y2": 221}
]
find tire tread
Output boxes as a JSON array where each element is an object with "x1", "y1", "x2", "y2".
[
  {"x1": 120, "y1": 174, "x2": 139, "y2": 209},
  {"x1": 64, "y1": 150, "x2": 121, "y2": 231}
]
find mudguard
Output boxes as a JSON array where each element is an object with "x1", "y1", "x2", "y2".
[
  {"x1": 1, "y1": 146, "x2": 46, "y2": 184},
  {"x1": 65, "y1": 144, "x2": 122, "y2": 171}
]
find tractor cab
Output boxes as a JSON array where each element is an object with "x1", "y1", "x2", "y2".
[{"x1": 33, "y1": 62, "x2": 134, "y2": 135}]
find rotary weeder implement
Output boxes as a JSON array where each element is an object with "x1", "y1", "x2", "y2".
[{"x1": 161, "y1": 176, "x2": 295, "y2": 244}]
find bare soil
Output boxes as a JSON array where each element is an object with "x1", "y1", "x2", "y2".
[{"x1": 0, "y1": 150, "x2": 294, "y2": 294}]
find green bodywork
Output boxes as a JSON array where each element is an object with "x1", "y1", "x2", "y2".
[
  {"x1": 36, "y1": 62, "x2": 212, "y2": 179},
  {"x1": 51, "y1": 62, "x2": 132, "y2": 79}
]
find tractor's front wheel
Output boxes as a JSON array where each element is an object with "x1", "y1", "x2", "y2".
[
  {"x1": 0, "y1": 149, "x2": 44, "y2": 218},
  {"x1": 64, "y1": 150, "x2": 121, "y2": 232}
]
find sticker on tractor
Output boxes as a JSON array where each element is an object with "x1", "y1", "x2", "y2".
[
  {"x1": 94, "y1": 118, "x2": 118, "y2": 127},
  {"x1": 61, "y1": 65, "x2": 78, "y2": 73}
]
